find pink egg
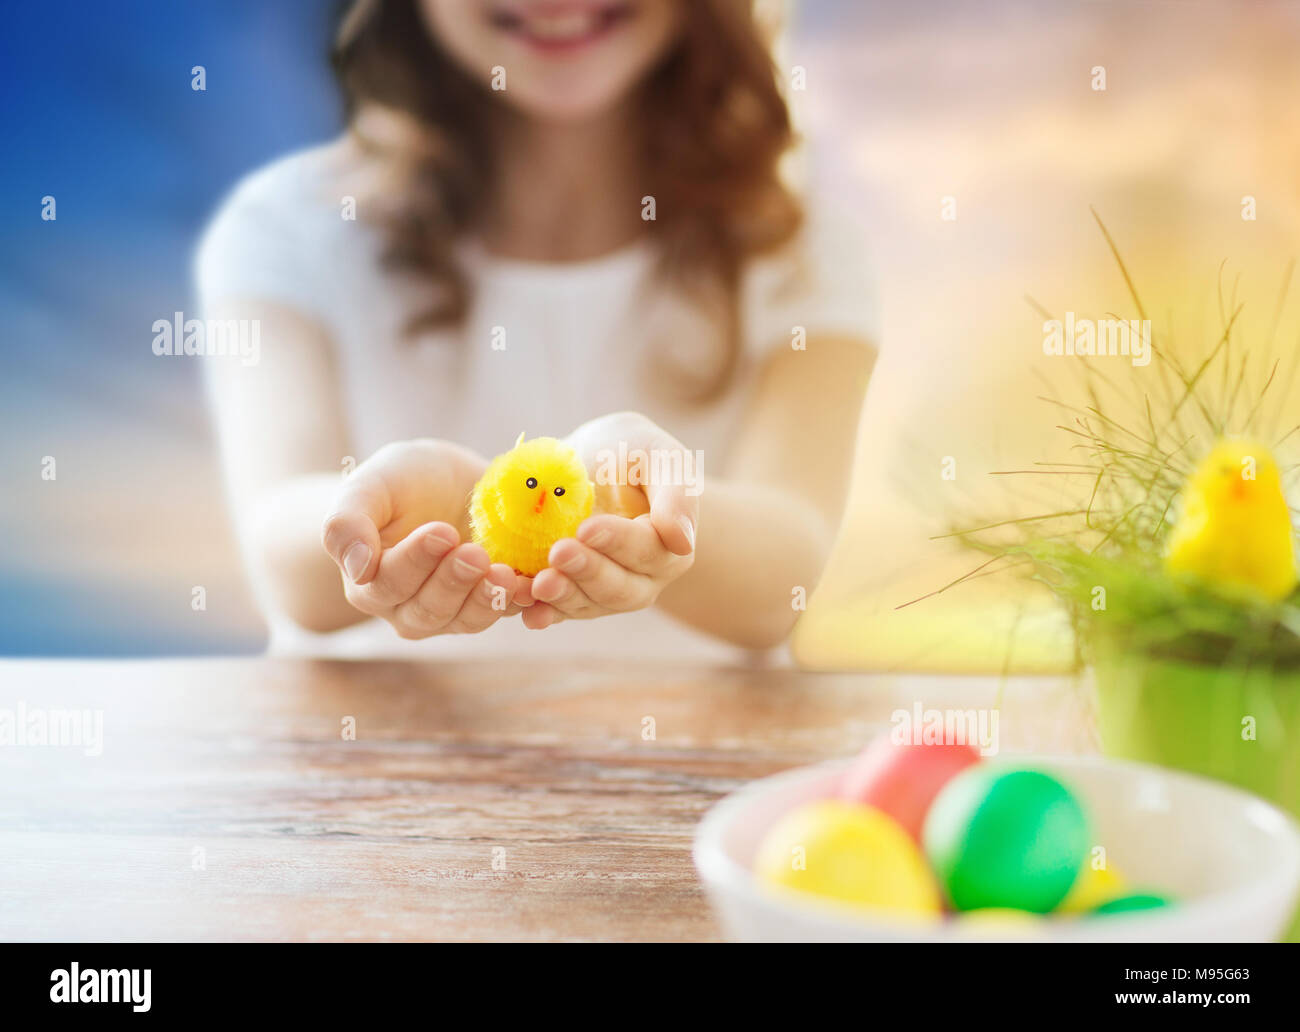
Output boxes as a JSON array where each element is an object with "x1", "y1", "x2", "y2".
[{"x1": 839, "y1": 736, "x2": 981, "y2": 842}]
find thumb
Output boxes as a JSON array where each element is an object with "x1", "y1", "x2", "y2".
[
  {"x1": 566, "y1": 412, "x2": 701, "y2": 554},
  {"x1": 322, "y1": 473, "x2": 390, "y2": 585},
  {"x1": 635, "y1": 425, "x2": 700, "y2": 557},
  {"x1": 647, "y1": 479, "x2": 699, "y2": 557}
]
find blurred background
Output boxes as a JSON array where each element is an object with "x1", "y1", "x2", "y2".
[
  {"x1": 1, "y1": 1, "x2": 335, "y2": 653},
  {"x1": 2, "y1": 0, "x2": 1298, "y2": 662}
]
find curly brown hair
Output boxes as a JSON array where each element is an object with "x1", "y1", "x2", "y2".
[{"x1": 332, "y1": 0, "x2": 802, "y2": 400}]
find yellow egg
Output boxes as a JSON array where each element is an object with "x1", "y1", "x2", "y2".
[
  {"x1": 754, "y1": 801, "x2": 941, "y2": 917},
  {"x1": 1058, "y1": 861, "x2": 1126, "y2": 914},
  {"x1": 954, "y1": 907, "x2": 1045, "y2": 939},
  {"x1": 962, "y1": 907, "x2": 1041, "y2": 921}
]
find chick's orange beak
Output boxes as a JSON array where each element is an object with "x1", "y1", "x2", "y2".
[
  {"x1": 1230, "y1": 478, "x2": 1249, "y2": 501},
  {"x1": 533, "y1": 488, "x2": 547, "y2": 514}
]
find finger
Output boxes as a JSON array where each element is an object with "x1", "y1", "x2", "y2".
[
  {"x1": 576, "y1": 515, "x2": 666, "y2": 573},
  {"x1": 529, "y1": 567, "x2": 599, "y2": 617},
  {"x1": 322, "y1": 473, "x2": 393, "y2": 585},
  {"x1": 448, "y1": 564, "x2": 518, "y2": 633},
  {"x1": 579, "y1": 416, "x2": 698, "y2": 556},
  {"x1": 393, "y1": 542, "x2": 491, "y2": 633},
  {"x1": 513, "y1": 574, "x2": 536, "y2": 607},
  {"x1": 548, "y1": 538, "x2": 649, "y2": 610},
  {"x1": 522, "y1": 602, "x2": 565, "y2": 630},
  {"x1": 646, "y1": 479, "x2": 698, "y2": 557},
  {"x1": 359, "y1": 522, "x2": 460, "y2": 608},
  {"x1": 529, "y1": 567, "x2": 579, "y2": 606},
  {"x1": 634, "y1": 423, "x2": 699, "y2": 556},
  {"x1": 591, "y1": 480, "x2": 650, "y2": 519}
]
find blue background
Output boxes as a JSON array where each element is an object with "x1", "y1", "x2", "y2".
[{"x1": 0, "y1": 1, "x2": 339, "y2": 653}]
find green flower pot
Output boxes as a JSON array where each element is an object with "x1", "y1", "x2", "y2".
[
  {"x1": 1093, "y1": 647, "x2": 1300, "y2": 815},
  {"x1": 1093, "y1": 642, "x2": 1300, "y2": 939}
]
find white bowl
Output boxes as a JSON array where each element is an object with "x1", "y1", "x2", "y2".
[{"x1": 694, "y1": 755, "x2": 1300, "y2": 942}]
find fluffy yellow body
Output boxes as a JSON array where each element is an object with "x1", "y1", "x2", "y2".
[
  {"x1": 469, "y1": 434, "x2": 595, "y2": 576},
  {"x1": 1164, "y1": 439, "x2": 1298, "y2": 602}
]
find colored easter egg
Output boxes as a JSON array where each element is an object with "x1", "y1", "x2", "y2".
[
  {"x1": 839, "y1": 736, "x2": 982, "y2": 842},
  {"x1": 754, "y1": 800, "x2": 942, "y2": 916},
  {"x1": 1058, "y1": 861, "x2": 1126, "y2": 914},
  {"x1": 954, "y1": 908, "x2": 1045, "y2": 940},
  {"x1": 1093, "y1": 893, "x2": 1171, "y2": 915},
  {"x1": 923, "y1": 767, "x2": 1088, "y2": 913}
]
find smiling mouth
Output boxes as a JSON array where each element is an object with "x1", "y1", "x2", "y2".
[{"x1": 487, "y1": 2, "x2": 635, "y2": 53}]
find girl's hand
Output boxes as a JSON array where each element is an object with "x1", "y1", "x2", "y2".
[
  {"x1": 524, "y1": 412, "x2": 698, "y2": 628},
  {"x1": 321, "y1": 440, "x2": 532, "y2": 638}
]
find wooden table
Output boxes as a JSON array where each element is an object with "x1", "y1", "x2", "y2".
[{"x1": 0, "y1": 660, "x2": 1094, "y2": 941}]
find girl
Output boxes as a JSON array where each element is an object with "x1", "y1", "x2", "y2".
[{"x1": 197, "y1": 0, "x2": 876, "y2": 660}]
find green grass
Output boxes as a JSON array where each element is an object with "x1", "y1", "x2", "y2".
[{"x1": 933, "y1": 211, "x2": 1300, "y2": 669}]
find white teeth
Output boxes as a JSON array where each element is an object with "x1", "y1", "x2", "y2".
[{"x1": 525, "y1": 12, "x2": 599, "y2": 40}]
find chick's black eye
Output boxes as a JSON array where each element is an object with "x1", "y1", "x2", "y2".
[
  {"x1": 554, "y1": 486, "x2": 565, "y2": 497},
  {"x1": 526, "y1": 477, "x2": 538, "y2": 489}
]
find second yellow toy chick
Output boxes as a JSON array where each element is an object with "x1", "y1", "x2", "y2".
[
  {"x1": 1164, "y1": 438, "x2": 1298, "y2": 602},
  {"x1": 469, "y1": 432, "x2": 595, "y2": 577}
]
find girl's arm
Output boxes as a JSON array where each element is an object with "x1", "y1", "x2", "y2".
[
  {"x1": 206, "y1": 299, "x2": 527, "y2": 636},
  {"x1": 527, "y1": 334, "x2": 875, "y2": 647},
  {"x1": 663, "y1": 334, "x2": 875, "y2": 646},
  {"x1": 205, "y1": 300, "x2": 365, "y2": 632}
]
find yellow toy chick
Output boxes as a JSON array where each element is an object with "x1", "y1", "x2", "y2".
[
  {"x1": 1164, "y1": 438, "x2": 1298, "y2": 602},
  {"x1": 469, "y1": 432, "x2": 595, "y2": 576}
]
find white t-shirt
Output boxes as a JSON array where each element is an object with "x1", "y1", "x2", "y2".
[{"x1": 195, "y1": 140, "x2": 877, "y2": 661}]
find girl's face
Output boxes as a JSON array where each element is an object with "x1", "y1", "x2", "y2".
[{"x1": 420, "y1": 1, "x2": 681, "y2": 122}]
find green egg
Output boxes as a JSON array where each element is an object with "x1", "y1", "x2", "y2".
[
  {"x1": 1093, "y1": 893, "x2": 1171, "y2": 915},
  {"x1": 923, "y1": 767, "x2": 1088, "y2": 913}
]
